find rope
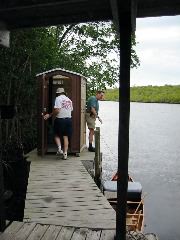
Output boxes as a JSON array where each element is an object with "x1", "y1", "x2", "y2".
[{"x1": 126, "y1": 230, "x2": 148, "y2": 240}]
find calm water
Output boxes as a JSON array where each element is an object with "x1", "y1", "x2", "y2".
[{"x1": 97, "y1": 101, "x2": 180, "y2": 240}]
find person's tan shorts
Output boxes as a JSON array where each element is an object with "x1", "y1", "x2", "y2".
[{"x1": 85, "y1": 113, "x2": 96, "y2": 129}]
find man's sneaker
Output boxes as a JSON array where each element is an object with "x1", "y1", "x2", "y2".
[
  {"x1": 88, "y1": 146, "x2": 95, "y2": 152},
  {"x1": 62, "y1": 153, "x2": 67, "y2": 160},
  {"x1": 56, "y1": 149, "x2": 63, "y2": 155}
]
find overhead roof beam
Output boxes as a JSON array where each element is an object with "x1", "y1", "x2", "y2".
[
  {"x1": 0, "y1": 0, "x2": 86, "y2": 12},
  {"x1": 1, "y1": 0, "x2": 180, "y2": 29},
  {"x1": 0, "y1": 0, "x2": 112, "y2": 29}
]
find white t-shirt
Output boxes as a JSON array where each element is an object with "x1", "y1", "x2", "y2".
[{"x1": 54, "y1": 95, "x2": 73, "y2": 118}]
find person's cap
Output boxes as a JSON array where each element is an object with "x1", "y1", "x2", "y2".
[{"x1": 56, "y1": 88, "x2": 65, "y2": 94}]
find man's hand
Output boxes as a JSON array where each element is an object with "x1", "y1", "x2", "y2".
[
  {"x1": 43, "y1": 113, "x2": 50, "y2": 120},
  {"x1": 43, "y1": 108, "x2": 60, "y2": 120}
]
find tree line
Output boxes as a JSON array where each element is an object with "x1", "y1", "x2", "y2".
[{"x1": 105, "y1": 85, "x2": 180, "y2": 103}]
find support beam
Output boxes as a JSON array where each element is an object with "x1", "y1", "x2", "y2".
[
  {"x1": 110, "y1": 0, "x2": 137, "y2": 33},
  {"x1": 110, "y1": 1, "x2": 137, "y2": 239},
  {"x1": 117, "y1": 14, "x2": 131, "y2": 237}
]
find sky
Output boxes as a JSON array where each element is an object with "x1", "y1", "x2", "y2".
[{"x1": 130, "y1": 15, "x2": 180, "y2": 86}]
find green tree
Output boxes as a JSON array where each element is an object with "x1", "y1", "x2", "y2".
[{"x1": 52, "y1": 21, "x2": 139, "y2": 96}]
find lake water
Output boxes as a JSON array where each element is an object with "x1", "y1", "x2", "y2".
[{"x1": 96, "y1": 101, "x2": 180, "y2": 240}]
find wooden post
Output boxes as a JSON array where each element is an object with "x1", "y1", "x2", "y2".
[
  {"x1": 110, "y1": 1, "x2": 136, "y2": 239},
  {"x1": 117, "y1": 3, "x2": 132, "y2": 240},
  {"x1": 94, "y1": 127, "x2": 101, "y2": 187},
  {"x1": 99, "y1": 152, "x2": 102, "y2": 181}
]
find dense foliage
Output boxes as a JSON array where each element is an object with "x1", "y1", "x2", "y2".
[
  {"x1": 105, "y1": 85, "x2": 180, "y2": 103},
  {"x1": 0, "y1": 28, "x2": 59, "y2": 152},
  {"x1": 0, "y1": 22, "x2": 139, "y2": 153}
]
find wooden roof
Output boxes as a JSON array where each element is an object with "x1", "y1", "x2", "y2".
[
  {"x1": 36, "y1": 68, "x2": 86, "y2": 78},
  {"x1": 0, "y1": 0, "x2": 180, "y2": 30}
]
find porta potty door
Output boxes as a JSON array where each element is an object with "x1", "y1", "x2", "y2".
[
  {"x1": 46, "y1": 76, "x2": 72, "y2": 153},
  {"x1": 37, "y1": 74, "x2": 48, "y2": 156}
]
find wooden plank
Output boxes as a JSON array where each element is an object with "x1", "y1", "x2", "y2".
[
  {"x1": 41, "y1": 225, "x2": 62, "y2": 240},
  {"x1": 12, "y1": 222, "x2": 36, "y2": 240},
  {"x1": 25, "y1": 224, "x2": 48, "y2": 240},
  {"x1": 56, "y1": 226, "x2": 75, "y2": 240},
  {"x1": 23, "y1": 212, "x2": 115, "y2": 229},
  {"x1": 85, "y1": 229, "x2": 101, "y2": 240},
  {"x1": 0, "y1": 222, "x2": 24, "y2": 240},
  {"x1": 71, "y1": 228, "x2": 89, "y2": 240},
  {"x1": 0, "y1": 226, "x2": 117, "y2": 240},
  {"x1": 100, "y1": 230, "x2": 116, "y2": 240},
  {"x1": 5, "y1": 222, "x2": 24, "y2": 234},
  {"x1": 0, "y1": 232, "x2": 13, "y2": 240}
]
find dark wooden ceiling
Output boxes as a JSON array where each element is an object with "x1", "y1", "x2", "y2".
[{"x1": 0, "y1": 0, "x2": 180, "y2": 29}]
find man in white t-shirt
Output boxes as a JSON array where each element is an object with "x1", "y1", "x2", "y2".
[{"x1": 44, "y1": 88, "x2": 73, "y2": 159}]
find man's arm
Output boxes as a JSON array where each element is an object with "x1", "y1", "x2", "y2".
[
  {"x1": 90, "y1": 107, "x2": 102, "y2": 124},
  {"x1": 90, "y1": 107, "x2": 97, "y2": 118}
]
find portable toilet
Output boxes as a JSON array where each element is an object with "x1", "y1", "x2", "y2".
[{"x1": 36, "y1": 68, "x2": 87, "y2": 156}]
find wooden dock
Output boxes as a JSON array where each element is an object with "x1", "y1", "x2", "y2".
[
  {"x1": 0, "y1": 150, "x2": 116, "y2": 240},
  {"x1": 0, "y1": 221, "x2": 116, "y2": 240}
]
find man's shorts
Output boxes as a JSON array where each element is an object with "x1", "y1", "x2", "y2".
[
  {"x1": 85, "y1": 113, "x2": 96, "y2": 129},
  {"x1": 54, "y1": 118, "x2": 72, "y2": 137}
]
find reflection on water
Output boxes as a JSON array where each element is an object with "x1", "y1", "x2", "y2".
[{"x1": 96, "y1": 101, "x2": 180, "y2": 240}]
